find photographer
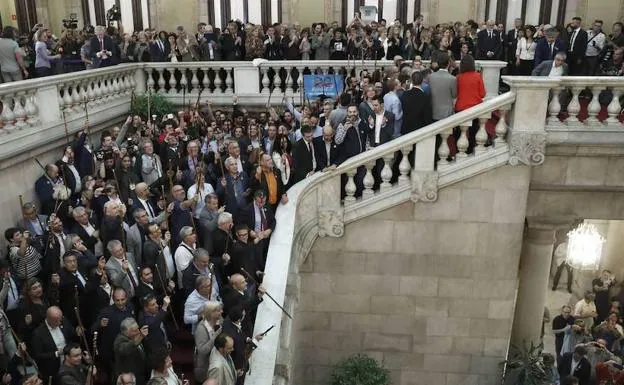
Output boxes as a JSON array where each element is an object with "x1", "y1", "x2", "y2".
[{"x1": 114, "y1": 154, "x2": 140, "y2": 206}]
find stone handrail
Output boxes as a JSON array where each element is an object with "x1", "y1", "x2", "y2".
[{"x1": 246, "y1": 90, "x2": 519, "y2": 385}]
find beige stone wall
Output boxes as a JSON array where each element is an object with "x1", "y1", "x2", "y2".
[
  {"x1": 292, "y1": 165, "x2": 531, "y2": 385},
  {"x1": 0, "y1": 1, "x2": 18, "y2": 28}
]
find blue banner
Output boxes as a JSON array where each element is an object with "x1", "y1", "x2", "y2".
[{"x1": 303, "y1": 74, "x2": 344, "y2": 100}]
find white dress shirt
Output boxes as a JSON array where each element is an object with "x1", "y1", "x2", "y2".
[
  {"x1": 81, "y1": 222, "x2": 96, "y2": 237},
  {"x1": 374, "y1": 112, "x2": 384, "y2": 144},
  {"x1": 585, "y1": 30, "x2": 605, "y2": 57},
  {"x1": 46, "y1": 320, "x2": 66, "y2": 362},
  {"x1": 174, "y1": 242, "x2": 195, "y2": 287},
  {"x1": 549, "y1": 63, "x2": 564, "y2": 77},
  {"x1": 187, "y1": 183, "x2": 215, "y2": 218}
]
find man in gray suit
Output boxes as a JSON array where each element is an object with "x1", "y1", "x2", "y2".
[
  {"x1": 126, "y1": 208, "x2": 149, "y2": 266},
  {"x1": 208, "y1": 333, "x2": 237, "y2": 385},
  {"x1": 532, "y1": 52, "x2": 569, "y2": 76},
  {"x1": 105, "y1": 240, "x2": 141, "y2": 300},
  {"x1": 428, "y1": 53, "x2": 457, "y2": 121}
]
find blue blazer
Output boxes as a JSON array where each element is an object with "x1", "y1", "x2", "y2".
[{"x1": 534, "y1": 38, "x2": 566, "y2": 67}]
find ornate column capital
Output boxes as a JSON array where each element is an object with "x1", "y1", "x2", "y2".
[
  {"x1": 410, "y1": 170, "x2": 439, "y2": 203},
  {"x1": 318, "y1": 209, "x2": 344, "y2": 238},
  {"x1": 508, "y1": 131, "x2": 546, "y2": 166}
]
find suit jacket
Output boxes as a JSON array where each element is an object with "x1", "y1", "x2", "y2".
[
  {"x1": 105, "y1": 254, "x2": 140, "y2": 298},
  {"x1": 34, "y1": 175, "x2": 56, "y2": 215},
  {"x1": 57, "y1": 268, "x2": 88, "y2": 326},
  {"x1": 534, "y1": 38, "x2": 566, "y2": 67},
  {"x1": 292, "y1": 138, "x2": 316, "y2": 184},
  {"x1": 137, "y1": 310, "x2": 168, "y2": 355},
  {"x1": 476, "y1": 29, "x2": 502, "y2": 59},
  {"x1": 131, "y1": 198, "x2": 166, "y2": 225},
  {"x1": 73, "y1": 132, "x2": 95, "y2": 178},
  {"x1": 558, "y1": 353, "x2": 590, "y2": 385},
  {"x1": 366, "y1": 111, "x2": 395, "y2": 147},
  {"x1": 207, "y1": 348, "x2": 236, "y2": 385},
  {"x1": 532, "y1": 61, "x2": 569, "y2": 76},
  {"x1": 89, "y1": 35, "x2": 117, "y2": 64},
  {"x1": 428, "y1": 69, "x2": 457, "y2": 121},
  {"x1": 220, "y1": 319, "x2": 248, "y2": 371},
  {"x1": 313, "y1": 137, "x2": 339, "y2": 170},
  {"x1": 126, "y1": 223, "x2": 146, "y2": 266},
  {"x1": 239, "y1": 203, "x2": 276, "y2": 234},
  {"x1": 249, "y1": 168, "x2": 286, "y2": 206},
  {"x1": 216, "y1": 172, "x2": 250, "y2": 218},
  {"x1": 31, "y1": 318, "x2": 78, "y2": 380},
  {"x1": 335, "y1": 120, "x2": 368, "y2": 164},
  {"x1": 506, "y1": 29, "x2": 521, "y2": 62},
  {"x1": 56, "y1": 160, "x2": 79, "y2": 195},
  {"x1": 568, "y1": 28, "x2": 588, "y2": 58},
  {"x1": 401, "y1": 87, "x2": 433, "y2": 134},
  {"x1": 149, "y1": 39, "x2": 169, "y2": 62},
  {"x1": 70, "y1": 221, "x2": 99, "y2": 253},
  {"x1": 113, "y1": 333, "x2": 147, "y2": 385}
]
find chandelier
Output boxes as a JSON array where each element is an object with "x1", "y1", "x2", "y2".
[{"x1": 565, "y1": 222, "x2": 605, "y2": 271}]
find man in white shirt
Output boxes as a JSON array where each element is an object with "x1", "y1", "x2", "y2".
[
  {"x1": 585, "y1": 20, "x2": 606, "y2": 75},
  {"x1": 174, "y1": 226, "x2": 197, "y2": 288},
  {"x1": 184, "y1": 275, "x2": 218, "y2": 334},
  {"x1": 574, "y1": 290, "x2": 597, "y2": 333}
]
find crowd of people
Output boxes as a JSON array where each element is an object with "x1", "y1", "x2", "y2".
[
  {"x1": 0, "y1": 13, "x2": 623, "y2": 81},
  {"x1": 0, "y1": 9, "x2": 622, "y2": 385}
]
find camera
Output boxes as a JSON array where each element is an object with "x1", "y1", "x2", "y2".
[
  {"x1": 126, "y1": 137, "x2": 139, "y2": 157},
  {"x1": 106, "y1": 5, "x2": 122, "y2": 22},
  {"x1": 63, "y1": 13, "x2": 79, "y2": 30},
  {"x1": 95, "y1": 148, "x2": 114, "y2": 161}
]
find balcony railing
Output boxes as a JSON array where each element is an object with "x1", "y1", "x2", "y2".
[{"x1": 0, "y1": 60, "x2": 507, "y2": 161}]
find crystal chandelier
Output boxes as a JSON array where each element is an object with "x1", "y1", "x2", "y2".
[{"x1": 566, "y1": 222, "x2": 605, "y2": 271}]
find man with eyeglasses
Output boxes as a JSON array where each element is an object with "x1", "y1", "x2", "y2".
[{"x1": 532, "y1": 51, "x2": 569, "y2": 76}]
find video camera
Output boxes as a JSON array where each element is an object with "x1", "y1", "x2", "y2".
[
  {"x1": 95, "y1": 148, "x2": 114, "y2": 161},
  {"x1": 126, "y1": 137, "x2": 139, "y2": 157},
  {"x1": 63, "y1": 13, "x2": 79, "y2": 30},
  {"x1": 106, "y1": 5, "x2": 122, "y2": 22}
]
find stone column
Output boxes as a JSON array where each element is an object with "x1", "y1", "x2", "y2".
[{"x1": 511, "y1": 223, "x2": 556, "y2": 346}]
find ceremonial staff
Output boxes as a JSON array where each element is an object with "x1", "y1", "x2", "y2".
[
  {"x1": 240, "y1": 268, "x2": 292, "y2": 319},
  {"x1": 153, "y1": 261, "x2": 180, "y2": 330},
  {"x1": 73, "y1": 285, "x2": 94, "y2": 359}
]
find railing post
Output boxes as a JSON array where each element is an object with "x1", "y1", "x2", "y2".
[
  {"x1": 36, "y1": 85, "x2": 62, "y2": 124},
  {"x1": 479, "y1": 61, "x2": 507, "y2": 99},
  {"x1": 234, "y1": 66, "x2": 260, "y2": 95},
  {"x1": 502, "y1": 77, "x2": 559, "y2": 166},
  {"x1": 410, "y1": 135, "x2": 438, "y2": 203}
]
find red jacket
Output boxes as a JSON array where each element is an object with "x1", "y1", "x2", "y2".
[{"x1": 454, "y1": 71, "x2": 486, "y2": 112}]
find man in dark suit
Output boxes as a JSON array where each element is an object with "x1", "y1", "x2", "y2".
[
  {"x1": 72, "y1": 129, "x2": 95, "y2": 178},
  {"x1": 221, "y1": 307, "x2": 262, "y2": 382},
  {"x1": 57, "y1": 146, "x2": 82, "y2": 199},
  {"x1": 34, "y1": 164, "x2": 62, "y2": 216},
  {"x1": 149, "y1": 35, "x2": 170, "y2": 62},
  {"x1": 221, "y1": 274, "x2": 264, "y2": 336},
  {"x1": 216, "y1": 157, "x2": 250, "y2": 220},
  {"x1": 249, "y1": 153, "x2": 288, "y2": 213},
  {"x1": 181, "y1": 248, "x2": 214, "y2": 297},
  {"x1": 142, "y1": 223, "x2": 174, "y2": 296},
  {"x1": 292, "y1": 125, "x2": 317, "y2": 184},
  {"x1": 57, "y1": 252, "x2": 89, "y2": 327},
  {"x1": 31, "y1": 306, "x2": 79, "y2": 382},
  {"x1": 567, "y1": 17, "x2": 589, "y2": 75},
  {"x1": 239, "y1": 190, "x2": 275, "y2": 244},
  {"x1": 400, "y1": 71, "x2": 433, "y2": 135},
  {"x1": 70, "y1": 206, "x2": 99, "y2": 254},
  {"x1": 89, "y1": 26, "x2": 117, "y2": 67},
  {"x1": 506, "y1": 18, "x2": 523, "y2": 73},
  {"x1": 113, "y1": 317, "x2": 148, "y2": 385},
  {"x1": 365, "y1": 95, "x2": 394, "y2": 147},
  {"x1": 476, "y1": 20, "x2": 503, "y2": 60},
  {"x1": 137, "y1": 294, "x2": 170, "y2": 355},
  {"x1": 534, "y1": 28, "x2": 567, "y2": 67},
  {"x1": 313, "y1": 125, "x2": 339, "y2": 171},
  {"x1": 136, "y1": 266, "x2": 162, "y2": 304},
  {"x1": 558, "y1": 346, "x2": 591, "y2": 385}
]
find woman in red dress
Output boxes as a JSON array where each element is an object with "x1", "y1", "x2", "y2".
[{"x1": 454, "y1": 54, "x2": 486, "y2": 154}]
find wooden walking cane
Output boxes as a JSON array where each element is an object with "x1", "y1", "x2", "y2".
[
  {"x1": 240, "y1": 268, "x2": 292, "y2": 319},
  {"x1": 154, "y1": 263, "x2": 180, "y2": 331}
]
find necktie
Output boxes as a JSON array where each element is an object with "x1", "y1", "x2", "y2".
[
  {"x1": 489, "y1": 31, "x2": 492, "y2": 40},
  {"x1": 308, "y1": 141, "x2": 316, "y2": 170},
  {"x1": 125, "y1": 261, "x2": 138, "y2": 296},
  {"x1": 74, "y1": 272, "x2": 86, "y2": 287},
  {"x1": 260, "y1": 207, "x2": 268, "y2": 231},
  {"x1": 158, "y1": 40, "x2": 164, "y2": 52},
  {"x1": 145, "y1": 200, "x2": 155, "y2": 219},
  {"x1": 569, "y1": 31, "x2": 576, "y2": 50},
  {"x1": 100, "y1": 39, "x2": 103, "y2": 51},
  {"x1": 550, "y1": 43, "x2": 554, "y2": 58}
]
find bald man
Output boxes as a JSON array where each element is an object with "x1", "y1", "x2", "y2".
[
  {"x1": 476, "y1": 20, "x2": 502, "y2": 60},
  {"x1": 313, "y1": 124, "x2": 339, "y2": 170},
  {"x1": 31, "y1": 306, "x2": 80, "y2": 381},
  {"x1": 132, "y1": 182, "x2": 167, "y2": 224},
  {"x1": 221, "y1": 274, "x2": 265, "y2": 335},
  {"x1": 34, "y1": 163, "x2": 62, "y2": 215}
]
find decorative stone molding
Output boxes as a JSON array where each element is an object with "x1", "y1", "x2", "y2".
[
  {"x1": 274, "y1": 364, "x2": 290, "y2": 381},
  {"x1": 318, "y1": 209, "x2": 344, "y2": 238},
  {"x1": 508, "y1": 131, "x2": 546, "y2": 166},
  {"x1": 410, "y1": 171, "x2": 439, "y2": 203}
]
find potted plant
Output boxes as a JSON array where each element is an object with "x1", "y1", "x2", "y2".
[
  {"x1": 330, "y1": 354, "x2": 390, "y2": 385},
  {"x1": 500, "y1": 342, "x2": 552, "y2": 385}
]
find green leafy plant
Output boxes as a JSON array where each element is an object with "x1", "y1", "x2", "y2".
[
  {"x1": 130, "y1": 93, "x2": 175, "y2": 122},
  {"x1": 330, "y1": 354, "x2": 390, "y2": 385},
  {"x1": 500, "y1": 342, "x2": 551, "y2": 385}
]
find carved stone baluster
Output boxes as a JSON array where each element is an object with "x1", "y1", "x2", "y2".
[
  {"x1": 398, "y1": 147, "x2": 412, "y2": 186},
  {"x1": 362, "y1": 163, "x2": 375, "y2": 199},
  {"x1": 102, "y1": 77, "x2": 113, "y2": 102},
  {"x1": 214, "y1": 68, "x2": 223, "y2": 93},
  {"x1": 437, "y1": 129, "x2": 451, "y2": 165},
  {"x1": 146, "y1": 69, "x2": 156, "y2": 91},
  {"x1": 95, "y1": 79, "x2": 104, "y2": 104},
  {"x1": 494, "y1": 108, "x2": 509, "y2": 145},
  {"x1": 380, "y1": 154, "x2": 393, "y2": 192},
  {"x1": 343, "y1": 169, "x2": 357, "y2": 205},
  {"x1": 261, "y1": 68, "x2": 270, "y2": 95},
  {"x1": 565, "y1": 87, "x2": 582, "y2": 125},
  {"x1": 157, "y1": 69, "x2": 166, "y2": 92},
  {"x1": 285, "y1": 66, "x2": 294, "y2": 96},
  {"x1": 62, "y1": 84, "x2": 74, "y2": 111},
  {"x1": 87, "y1": 81, "x2": 97, "y2": 105},
  {"x1": 112, "y1": 77, "x2": 121, "y2": 96},
  {"x1": 296, "y1": 66, "x2": 304, "y2": 100},
  {"x1": 72, "y1": 83, "x2": 82, "y2": 106},
  {"x1": 474, "y1": 116, "x2": 490, "y2": 154},
  {"x1": 191, "y1": 69, "x2": 200, "y2": 91},
  {"x1": 225, "y1": 69, "x2": 233, "y2": 93},
  {"x1": 13, "y1": 94, "x2": 27, "y2": 128},
  {"x1": 273, "y1": 67, "x2": 282, "y2": 96},
  {"x1": 79, "y1": 82, "x2": 89, "y2": 102},
  {"x1": 606, "y1": 88, "x2": 622, "y2": 127},
  {"x1": 547, "y1": 87, "x2": 562, "y2": 125},
  {"x1": 58, "y1": 88, "x2": 65, "y2": 111},
  {"x1": 456, "y1": 125, "x2": 469, "y2": 158},
  {"x1": 1, "y1": 96, "x2": 16, "y2": 133},
  {"x1": 585, "y1": 86, "x2": 603, "y2": 125},
  {"x1": 24, "y1": 91, "x2": 38, "y2": 126}
]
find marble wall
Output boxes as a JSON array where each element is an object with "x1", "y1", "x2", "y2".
[{"x1": 292, "y1": 165, "x2": 531, "y2": 385}]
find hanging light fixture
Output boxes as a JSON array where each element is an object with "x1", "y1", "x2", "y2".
[{"x1": 566, "y1": 222, "x2": 605, "y2": 271}]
